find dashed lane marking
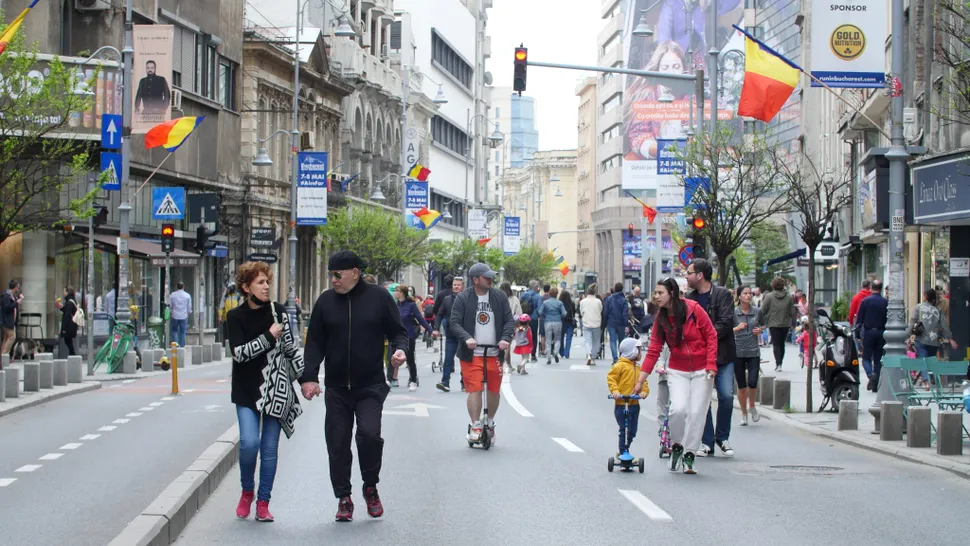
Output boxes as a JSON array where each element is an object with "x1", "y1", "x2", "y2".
[
  {"x1": 80, "y1": 434, "x2": 100, "y2": 440},
  {"x1": 122, "y1": 379, "x2": 136, "y2": 384},
  {"x1": 551, "y1": 438, "x2": 585, "y2": 453},
  {"x1": 618, "y1": 490, "x2": 673, "y2": 523},
  {"x1": 38, "y1": 454, "x2": 63, "y2": 461},
  {"x1": 98, "y1": 426, "x2": 117, "y2": 432},
  {"x1": 125, "y1": 412, "x2": 142, "y2": 417},
  {"x1": 0, "y1": 479, "x2": 15, "y2": 487},
  {"x1": 183, "y1": 389, "x2": 196, "y2": 393},
  {"x1": 60, "y1": 443, "x2": 83, "y2": 450},
  {"x1": 215, "y1": 379, "x2": 229, "y2": 383},
  {"x1": 15, "y1": 465, "x2": 41, "y2": 473},
  {"x1": 148, "y1": 402, "x2": 164, "y2": 407},
  {"x1": 500, "y1": 375, "x2": 534, "y2": 418},
  {"x1": 138, "y1": 407, "x2": 155, "y2": 411},
  {"x1": 161, "y1": 397, "x2": 175, "y2": 401},
  {"x1": 113, "y1": 419, "x2": 130, "y2": 424}
]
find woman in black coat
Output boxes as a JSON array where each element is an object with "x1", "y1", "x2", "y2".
[{"x1": 58, "y1": 286, "x2": 79, "y2": 356}]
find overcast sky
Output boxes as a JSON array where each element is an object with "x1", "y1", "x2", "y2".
[{"x1": 486, "y1": 0, "x2": 600, "y2": 151}]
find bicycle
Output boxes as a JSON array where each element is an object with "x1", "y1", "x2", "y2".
[{"x1": 93, "y1": 321, "x2": 136, "y2": 373}]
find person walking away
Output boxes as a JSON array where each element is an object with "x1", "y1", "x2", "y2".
[
  {"x1": 169, "y1": 282, "x2": 192, "y2": 347},
  {"x1": 539, "y1": 287, "x2": 567, "y2": 365},
  {"x1": 580, "y1": 285, "x2": 603, "y2": 366},
  {"x1": 759, "y1": 276, "x2": 797, "y2": 372},
  {"x1": 435, "y1": 276, "x2": 465, "y2": 392},
  {"x1": 392, "y1": 284, "x2": 437, "y2": 391},
  {"x1": 227, "y1": 262, "x2": 304, "y2": 522},
  {"x1": 733, "y1": 285, "x2": 764, "y2": 426},
  {"x1": 908, "y1": 288, "x2": 958, "y2": 384},
  {"x1": 57, "y1": 287, "x2": 80, "y2": 357},
  {"x1": 1, "y1": 280, "x2": 22, "y2": 361},
  {"x1": 502, "y1": 282, "x2": 522, "y2": 372},
  {"x1": 299, "y1": 251, "x2": 408, "y2": 522},
  {"x1": 607, "y1": 338, "x2": 648, "y2": 457},
  {"x1": 856, "y1": 279, "x2": 888, "y2": 392},
  {"x1": 603, "y1": 282, "x2": 630, "y2": 363},
  {"x1": 422, "y1": 294, "x2": 436, "y2": 349},
  {"x1": 628, "y1": 285, "x2": 647, "y2": 335},
  {"x1": 635, "y1": 278, "x2": 717, "y2": 475},
  {"x1": 559, "y1": 290, "x2": 576, "y2": 359},
  {"x1": 519, "y1": 280, "x2": 542, "y2": 362},
  {"x1": 218, "y1": 282, "x2": 242, "y2": 343},
  {"x1": 449, "y1": 263, "x2": 514, "y2": 444},
  {"x1": 538, "y1": 284, "x2": 551, "y2": 355},
  {"x1": 685, "y1": 258, "x2": 737, "y2": 458},
  {"x1": 512, "y1": 314, "x2": 533, "y2": 374}
]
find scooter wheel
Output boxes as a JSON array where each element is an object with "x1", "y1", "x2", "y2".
[
  {"x1": 481, "y1": 430, "x2": 491, "y2": 451},
  {"x1": 608, "y1": 457, "x2": 615, "y2": 473},
  {"x1": 468, "y1": 441, "x2": 474, "y2": 448},
  {"x1": 831, "y1": 382, "x2": 859, "y2": 411},
  {"x1": 638, "y1": 459, "x2": 645, "y2": 473}
]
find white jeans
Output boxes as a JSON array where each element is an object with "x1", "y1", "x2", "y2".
[
  {"x1": 666, "y1": 370, "x2": 714, "y2": 454},
  {"x1": 583, "y1": 326, "x2": 602, "y2": 358}
]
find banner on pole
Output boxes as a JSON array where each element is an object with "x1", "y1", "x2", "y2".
[
  {"x1": 296, "y1": 152, "x2": 328, "y2": 225},
  {"x1": 503, "y1": 217, "x2": 521, "y2": 255},
  {"x1": 468, "y1": 209, "x2": 488, "y2": 239},
  {"x1": 131, "y1": 25, "x2": 174, "y2": 134},
  {"x1": 810, "y1": 0, "x2": 887, "y2": 88},
  {"x1": 404, "y1": 181, "x2": 429, "y2": 229}
]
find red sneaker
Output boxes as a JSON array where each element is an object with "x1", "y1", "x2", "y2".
[
  {"x1": 363, "y1": 486, "x2": 384, "y2": 518},
  {"x1": 335, "y1": 497, "x2": 354, "y2": 522},
  {"x1": 235, "y1": 490, "x2": 254, "y2": 519},
  {"x1": 255, "y1": 500, "x2": 274, "y2": 522}
]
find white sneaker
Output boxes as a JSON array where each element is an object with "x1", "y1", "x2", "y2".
[
  {"x1": 750, "y1": 407, "x2": 761, "y2": 423},
  {"x1": 739, "y1": 413, "x2": 749, "y2": 426},
  {"x1": 467, "y1": 422, "x2": 482, "y2": 442},
  {"x1": 408, "y1": 382, "x2": 417, "y2": 392},
  {"x1": 697, "y1": 444, "x2": 712, "y2": 457}
]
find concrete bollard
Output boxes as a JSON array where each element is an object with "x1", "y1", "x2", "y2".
[
  {"x1": 937, "y1": 411, "x2": 964, "y2": 456},
  {"x1": 35, "y1": 352, "x2": 53, "y2": 362},
  {"x1": 67, "y1": 355, "x2": 83, "y2": 383},
  {"x1": 23, "y1": 363, "x2": 40, "y2": 392},
  {"x1": 202, "y1": 344, "x2": 212, "y2": 363},
  {"x1": 4, "y1": 366, "x2": 19, "y2": 398},
  {"x1": 123, "y1": 351, "x2": 137, "y2": 374},
  {"x1": 0, "y1": 370, "x2": 5, "y2": 403},
  {"x1": 190, "y1": 345, "x2": 203, "y2": 365},
  {"x1": 38, "y1": 360, "x2": 53, "y2": 389},
  {"x1": 1, "y1": 353, "x2": 9, "y2": 369},
  {"x1": 772, "y1": 379, "x2": 790, "y2": 410},
  {"x1": 837, "y1": 400, "x2": 859, "y2": 430},
  {"x1": 176, "y1": 348, "x2": 187, "y2": 369},
  {"x1": 141, "y1": 349, "x2": 156, "y2": 371},
  {"x1": 213, "y1": 343, "x2": 222, "y2": 360},
  {"x1": 53, "y1": 359, "x2": 68, "y2": 386},
  {"x1": 759, "y1": 376, "x2": 774, "y2": 406},
  {"x1": 906, "y1": 406, "x2": 932, "y2": 448},
  {"x1": 879, "y1": 401, "x2": 904, "y2": 441}
]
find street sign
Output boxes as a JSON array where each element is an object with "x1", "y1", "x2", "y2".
[
  {"x1": 188, "y1": 193, "x2": 220, "y2": 225},
  {"x1": 296, "y1": 152, "x2": 328, "y2": 225},
  {"x1": 249, "y1": 253, "x2": 278, "y2": 264},
  {"x1": 560, "y1": 281, "x2": 567, "y2": 289},
  {"x1": 503, "y1": 216, "x2": 521, "y2": 255},
  {"x1": 101, "y1": 114, "x2": 122, "y2": 149},
  {"x1": 679, "y1": 244, "x2": 694, "y2": 266},
  {"x1": 684, "y1": 177, "x2": 710, "y2": 210},
  {"x1": 100, "y1": 152, "x2": 122, "y2": 191},
  {"x1": 207, "y1": 244, "x2": 228, "y2": 258},
  {"x1": 152, "y1": 187, "x2": 185, "y2": 220},
  {"x1": 250, "y1": 227, "x2": 276, "y2": 248}
]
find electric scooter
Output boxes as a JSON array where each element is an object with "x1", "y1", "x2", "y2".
[
  {"x1": 815, "y1": 308, "x2": 861, "y2": 412},
  {"x1": 608, "y1": 395, "x2": 645, "y2": 473},
  {"x1": 467, "y1": 344, "x2": 500, "y2": 450}
]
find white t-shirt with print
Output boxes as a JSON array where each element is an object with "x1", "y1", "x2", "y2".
[{"x1": 473, "y1": 293, "x2": 497, "y2": 357}]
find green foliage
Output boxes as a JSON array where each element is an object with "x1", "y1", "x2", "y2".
[
  {"x1": 830, "y1": 293, "x2": 850, "y2": 322},
  {"x1": 427, "y1": 238, "x2": 504, "y2": 278},
  {"x1": 502, "y1": 244, "x2": 559, "y2": 286},
  {"x1": 0, "y1": 32, "x2": 100, "y2": 247},
  {"x1": 318, "y1": 206, "x2": 430, "y2": 280},
  {"x1": 732, "y1": 246, "x2": 754, "y2": 276},
  {"x1": 750, "y1": 223, "x2": 791, "y2": 291}
]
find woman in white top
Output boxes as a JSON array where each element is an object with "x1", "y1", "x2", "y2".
[
  {"x1": 578, "y1": 284, "x2": 603, "y2": 366},
  {"x1": 502, "y1": 282, "x2": 522, "y2": 371}
]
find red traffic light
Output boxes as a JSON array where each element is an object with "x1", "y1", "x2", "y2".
[
  {"x1": 514, "y1": 48, "x2": 527, "y2": 62},
  {"x1": 692, "y1": 217, "x2": 706, "y2": 230},
  {"x1": 628, "y1": 223, "x2": 634, "y2": 230}
]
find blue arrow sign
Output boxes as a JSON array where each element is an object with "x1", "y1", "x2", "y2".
[
  {"x1": 100, "y1": 152, "x2": 122, "y2": 191},
  {"x1": 101, "y1": 114, "x2": 122, "y2": 150},
  {"x1": 152, "y1": 187, "x2": 186, "y2": 220}
]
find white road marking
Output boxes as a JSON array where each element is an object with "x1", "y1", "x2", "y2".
[
  {"x1": 38, "y1": 453, "x2": 63, "y2": 461},
  {"x1": 500, "y1": 375, "x2": 534, "y2": 418},
  {"x1": 113, "y1": 419, "x2": 130, "y2": 424},
  {"x1": 215, "y1": 379, "x2": 229, "y2": 383},
  {"x1": 122, "y1": 379, "x2": 136, "y2": 384},
  {"x1": 60, "y1": 443, "x2": 83, "y2": 450},
  {"x1": 383, "y1": 403, "x2": 445, "y2": 417},
  {"x1": 126, "y1": 412, "x2": 142, "y2": 417},
  {"x1": 618, "y1": 490, "x2": 673, "y2": 523},
  {"x1": 161, "y1": 397, "x2": 175, "y2": 401},
  {"x1": 148, "y1": 402, "x2": 164, "y2": 407},
  {"x1": 109, "y1": 384, "x2": 121, "y2": 389},
  {"x1": 98, "y1": 426, "x2": 117, "y2": 431},
  {"x1": 16, "y1": 465, "x2": 41, "y2": 472},
  {"x1": 552, "y1": 437, "x2": 585, "y2": 453},
  {"x1": 569, "y1": 364, "x2": 594, "y2": 371},
  {"x1": 138, "y1": 407, "x2": 155, "y2": 411},
  {"x1": 183, "y1": 389, "x2": 196, "y2": 393},
  {"x1": 80, "y1": 434, "x2": 100, "y2": 440},
  {"x1": 0, "y1": 478, "x2": 15, "y2": 487}
]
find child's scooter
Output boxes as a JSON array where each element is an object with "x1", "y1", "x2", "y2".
[
  {"x1": 608, "y1": 394, "x2": 645, "y2": 473},
  {"x1": 467, "y1": 345, "x2": 499, "y2": 450}
]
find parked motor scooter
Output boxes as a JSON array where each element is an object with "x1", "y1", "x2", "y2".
[{"x1": 815, "y1": 308, "x2": 860, "y2": 412}]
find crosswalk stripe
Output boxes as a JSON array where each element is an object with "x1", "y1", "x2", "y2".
[
  {"x1": 60, "y1": 443, "x2": 83, "y2": 450},
  {"x1": 15, "y1": 465, "x2": 41, "y2": 473},
  {"x1": 79, "y1": 434, "x2": 100, "y2": 440},
  {"x1": 38, "y1": 454, "x2": 63, "y2": 461},
  {"x1": 618, "y1": 489, "x2": 673, "y2": 522},
  {"x1": 0, "y1": 478, "x2": 16, "y2": 487}
]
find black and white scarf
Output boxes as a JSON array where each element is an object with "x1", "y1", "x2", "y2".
[{"x1": 254, "y1": 303, "x2": 304, "y2": 438}]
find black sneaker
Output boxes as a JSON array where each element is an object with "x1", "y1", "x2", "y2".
[
  {"x1": 554, "y1": 355, "x2": 559, "y2": 363},
  {"x1": 716, "y1": 440, "x2": 735, "y2": 457},
  {"x1": 436, "y1": 382, "x2": 450, "y2": 392},
  {"x1": 668, "y1": 444, "x2": 683, "y2": 472},
  {"x1": 530, "y1": 356, "x2": 537, "y2": 362},
  {"x1": 683, "y1": 452, "x2": 696, "y2": 474}
]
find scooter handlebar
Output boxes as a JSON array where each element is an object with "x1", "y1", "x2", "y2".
[{"x1": 608, "y1": 394, "x2": 641, "y2": 400}]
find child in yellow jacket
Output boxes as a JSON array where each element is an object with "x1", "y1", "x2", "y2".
[{"x1": 607, "y1": 338, "x2": 649, "y2": 456}]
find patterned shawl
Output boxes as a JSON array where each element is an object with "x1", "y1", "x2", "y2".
[{"x1": 255, "y1": 303, "x2": 305, "y2": 438}]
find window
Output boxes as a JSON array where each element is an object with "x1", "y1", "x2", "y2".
[
  {"x1": 600, "y1": 154, "x2": 621, "y2": 173},
  {"x1": 205, "y1": 45, "x2": 217, "y2": 100},
  {"x1": 431, "y1": 115, "x2": 468, "y2": 156},
  {"x1": 495, "y1": 106, "x2": 500, "y2": 118},
  {"x1": 431, "y1": 29, "x2": 472, "y2": 90},
  {"x1": 601, "y1": 93, "x2": 621, "y2": 114},
  {"x1": 172, "y1": 25, "x2": 198, "y2": 91},
  {"x1": 601, "y1": 123, "x2": 621, "y2": 143},
  {"x1": 602, "y1": 31, "x2": 621, "y2": 55},
  {"x1": 219, "y1": 59, "x2": 237, "y2": 110}
]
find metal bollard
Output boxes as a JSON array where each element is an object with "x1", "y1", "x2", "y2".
[{"x1": 170, "y1": 342, "x2": 179, "y2": 395}]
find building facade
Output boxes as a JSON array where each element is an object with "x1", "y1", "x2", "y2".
[{"x1": 575, "y1": 76, "x2": 598, "y2": 286}]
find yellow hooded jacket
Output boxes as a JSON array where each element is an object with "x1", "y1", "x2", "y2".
[{"x1": 607, "y1": 357, "x2": 648, "y2": 405}]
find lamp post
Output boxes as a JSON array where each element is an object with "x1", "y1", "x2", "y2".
[
  {"x1": 113, "y1": 0, "x2": 134, "y2": 333},
  {"x1": 399, "y1": 65, "x2": 448, "y2": 224},
  {"x1": 463, "y1": 111, "x2": 504, "y2": 238}
]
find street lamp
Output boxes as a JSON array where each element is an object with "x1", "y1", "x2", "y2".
[
  {"x1": 463, "y1": 110, "x2": 504, "y2": 237},
  {"x1": 399, "y1": 67, "x2": 448, "y2": 230},
  {"x1": 251, "y1": 129, "x2": 291, "y2": 167},
  {"x1": 632, "y1": 8, "x2": 654, "y2": 37}
]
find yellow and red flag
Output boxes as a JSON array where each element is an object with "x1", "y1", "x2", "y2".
[
  {"x1": 412, "y1": 207, "x2": 442, "y2": 229},
  {"x1": 408, "y1": 162, "x2": 431, "y2": 182},
  {"x1": 0, "y1": 0, "x2": 41, "y2": 57},
  {"x1": 145, "y1": 116, "x2": 205, "y2": 152},
  {"x1": 558, "y1": 259, "x2": 569, "y2": 276},
  {"x1": 735, "y1": 26, "x2": 800, "y2": 123}
]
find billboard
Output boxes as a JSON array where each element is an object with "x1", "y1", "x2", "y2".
[
  {"x1": 404, "y1": 181, "x2": 429, "y2": 229},
  {"x1": 810, "y1": 0, "x2": 887, "y2": 88},
  {"x1": 296, "y1": 152, "x2": 328, "y2": 225},
  {"x1": 504, "y1": 217, "x2": 521, "y2": 255},
  {"x1": 132, "y1": 24, "x2": 173, "y2": 134},
  {"x1": 468, "y1": 209, "x2": 488, "y2": 239},
  {"x1": 621, "y1": 0, "x2": 745, "y2": 190}
]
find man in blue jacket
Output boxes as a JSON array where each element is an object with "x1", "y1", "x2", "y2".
[
  {"x1": 856, "y1": 279, "x2": 888, "y2": 392},
  {"x1": 602, "y1": 282, "x2": 630, "y2": 363}
]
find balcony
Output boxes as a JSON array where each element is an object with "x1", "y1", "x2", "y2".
[
  {"x1": 482, "y1": 36, "x2": 491, "y2": 59},
  {"x1": 330, "y1": 37, "x2": 402, "y2": 100},
  {"x1": 361, "y1": 0, "x2": 392, "y2": 14},
  {"x1": 597, "y1": 15, "x2": 622, "y2": 49}
]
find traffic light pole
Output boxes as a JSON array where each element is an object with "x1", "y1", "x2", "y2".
[
  {"x1": 86, "y1": 176, "x2": 95, "y2": 376},
  {"x1": 164, "y1": 252, "x2": 170, "y2": 349}
]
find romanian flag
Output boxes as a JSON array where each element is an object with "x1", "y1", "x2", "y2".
[
  {"x1": 412, "y1": 207, "x2": 442, "y2": 229},
  {"x1": 735, "y1": 25, "x2": 800, "y2": 123},
  {"x1": 558, "y1": 259, "x2": 569, "y2": 276},
  {"x1": 642, "y1": 205, "x2": 657, "y2": 224},
  {"x1": 408, "y1": 163, "x2": 431, "y2": 182},
  {"x1": 477, "y1": 237, "x2": 493, "y2": 246},
  {"x1": 145, "y1": 116, "x2": 205, "y2": 152},
  {"x1": 0, "y1": 0, "x2": 40, "y2": 57}
]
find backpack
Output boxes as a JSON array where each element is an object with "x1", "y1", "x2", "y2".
[
  {"x1": 520, "y1": 292, "x2": 534, "y2": 315},
  {"x1": 71, "y1": 300, "x2": 85, "y2": 327}
]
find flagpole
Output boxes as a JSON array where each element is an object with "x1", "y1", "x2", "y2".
[{"x1": 131, "y1": 153, "x2": 175, "y2": 199}]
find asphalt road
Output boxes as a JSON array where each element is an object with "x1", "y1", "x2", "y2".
[
  {"x1": 176, "y1": 341, "x2": 970, "y2": 546},
  {"x1": 0, "y1": 360, "x2": 236, "y2": 546}
]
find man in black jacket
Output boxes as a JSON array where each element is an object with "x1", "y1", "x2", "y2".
[
  {"x1": 434, "y1": 276, "x2": 465, "y2": 392},
  {"x1": 685, "y1": 258, "x2": 738, "y2": 458},
  {"x1": 450, "y1": 263, "x2": 514, "y2": 444},
  {"x1": 300, "y1": 250, "x2": 407, "y2": 523}
]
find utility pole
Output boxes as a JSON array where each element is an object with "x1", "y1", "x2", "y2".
[
  {"x1": 86, "y1": 175, "x2": 95, "y2": 376},
  {"x1": 708, "y1": 0, "x2": 719, "y2": 136},
  {"x1": 400, "y1": 66, "x2": 411, "y2": 225},
  {"x1": 114, "y1": 0, "x2": 134, "y2": 329},
  {"x1": 285, "y1": 0, "x2": 302, "y2": 332}
]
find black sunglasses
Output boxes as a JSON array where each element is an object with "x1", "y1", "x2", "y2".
[{"x1": 329, "y1": 271, "x2": 343, "y2": 279}]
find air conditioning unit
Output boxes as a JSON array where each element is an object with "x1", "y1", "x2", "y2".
[
  {"x1": 171, "y1": 89, "x2": 182, "y2": 111},
  {"x1": 76, "y1": 0, "x2": 110, "y2": 11},
  {"x1": 300, "y1": 131, "x2": 316, "y2": 150}
]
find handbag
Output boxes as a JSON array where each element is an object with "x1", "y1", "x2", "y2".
[{"x1": 71, "y1": 300, "x2": 85, "y2": 328}]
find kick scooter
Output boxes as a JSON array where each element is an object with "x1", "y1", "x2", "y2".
[
  {"x1": 468, "y1": 344, "x2": 499, "y2": 450},
  {"x1": 608, "y1": 394, "x2": 645, "y2": 473}
]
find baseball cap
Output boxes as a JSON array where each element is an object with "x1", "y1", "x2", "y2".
[{"x1": 467, "y1": 262, "x2": 496, "y2": 279}]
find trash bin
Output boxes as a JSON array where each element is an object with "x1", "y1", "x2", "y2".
[{"x1": 147, "y1": 316, "x2": 165, "y2": 349}]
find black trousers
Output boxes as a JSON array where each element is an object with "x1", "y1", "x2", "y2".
[
  {"x1": 769, "y1": 327, "x2": 789, "y2": 367},
  {"x1": 64, "y1": 336, "x2": 76, "y2": 356},
  {"x1": 325, "y1": 383, "x2": 390, "y2": 498},
  {"x1": 385, "y1": 337, "x2": 418, "y2": 384}
]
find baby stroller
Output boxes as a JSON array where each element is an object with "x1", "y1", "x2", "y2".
[{"x1": 430, "y1": 333, "x2": 443, "y2": 374}]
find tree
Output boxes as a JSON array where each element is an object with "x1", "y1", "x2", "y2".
[
  {"x1": 750, "y1": 223, "x2": 792, "y2": 290},
  {"x1": 933, "y1": 0, "x2": 970, "y2": 126},
  {"x1": 779, "y1": 152, "x2": 854, "y2": 412},
  {"x1": 427, "y1": 238, "x2": 504, "y2": 279},
  {"x1": 502, "y1": 244, "x2": 558, "y2": 286},
  {"x1": 678, "y1": 126, "x2": 791, "y2": 284},
  {"x1": 0, "y1": 34, "x2": 100, "y2": 248},
  {"x1": 318, "y1": 206, "x2": 430, "y2": 281}
]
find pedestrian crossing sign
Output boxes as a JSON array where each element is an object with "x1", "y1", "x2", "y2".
[{"x1": 152, "y1": 187, "x2": 185, "y2": 220}]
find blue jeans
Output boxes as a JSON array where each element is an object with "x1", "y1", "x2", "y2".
[
  {"x1": 441, "y1": 335, "x2": 460, "y2": 387},
  {"x1": 560, "y1": 323, "x2": 574, "y2": 358},
  {"x1": 171, "y1": 318, "x2": 187, "y2": 347},
  {"x1": 861, "y1": 329, "x2": 885, "y2": 383},
  {"x1": 614, "y1": 404, "x2": 640, "y2": 453},
  {"x1": 914, "y1": 341, "x2": 937, "y2": 381},
  {"x1": 608, "y1": 326, "x2": 624, "y2": 362},
  {"x1": 702, "y1": 361, "x2": 735, "y2": 449},
  {"x1": 236, "y1": 405, "x2": 282, "y2": 502}
]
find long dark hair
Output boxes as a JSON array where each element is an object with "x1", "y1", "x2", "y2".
[{"x1": 655, "y1": 278, "x2": 687, "y2": 347}]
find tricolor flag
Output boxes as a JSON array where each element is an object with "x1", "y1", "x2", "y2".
[
  {"x1": 477, "y1": 237, "x2": 493, "y2": 246},
  {"x1": 408, "y1": 162, "x2": 431, "y2": 182},
  {"x1": 145, "y1": 116, "x2": 205, "y2": 152},
  {"x1": 558, "y1": 259, "x2": 569, "y2": 276},
  {"x1": 0, "y1": 0, "x2": 41, "y2": 57},
  {"x1": 412, "y1": 207, "x2": 442, "y2": 229},
  {"x1": 735, "y1": 25, "x2": 800, "y2": 123},
  {"x1": 555, "y1": 256, "x2": 565, "y2": 265},
  {"x1": 642, "y1": 205, "x2": 657, "y2": 224}
]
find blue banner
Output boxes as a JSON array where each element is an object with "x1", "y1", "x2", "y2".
[
  {"x1": 405, "y1": 181, "x2": 429, "y2": 229},
  {"x1": 503, "y1": 216, "x2": 521, "y2": 255},
  {"x1": 296, "y1": 152, "x2": 328, "y2": 225},
  {"x1": 656, "y1": 139, "x2": 686, "y2": 175}
]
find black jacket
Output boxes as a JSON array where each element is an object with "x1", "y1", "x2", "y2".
[
  {"x1": 60, "y1": 298, "x2": 79, "y2": 339},
  {"x1": 300, "y1": 280, "x2": 408, "y2": 389},
  {"x1": 434, "y1": 291, "x2": 459, "y2": 330},
  {"x1": 449, "y1": 287, "x2": 515, "y2": 362},
  {"x1": 687, "y1": 284, "x2": 736, "y2": 365}
]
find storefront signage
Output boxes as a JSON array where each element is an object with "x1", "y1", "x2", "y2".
[
  {"x1": 250, "y1": 226, "x2": 276, "y2": 248},
  {"x1": 912, "y1": 152, "x2": 970, "y2": 224},
  {"x1": 150, "y1": 256, "x2": 199, "y2": 267}
]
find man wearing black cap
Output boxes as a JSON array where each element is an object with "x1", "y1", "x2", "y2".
[
  {"x1": 300, "y1": 250, "x2": 408, "y2": 522},
  {"x1": 449, "y1": 263, "x2": 514, "y2": 444}
]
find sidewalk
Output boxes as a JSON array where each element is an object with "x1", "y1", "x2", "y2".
[{"x1": 750, "y1": 343, "x2": 970, "y2": 478}]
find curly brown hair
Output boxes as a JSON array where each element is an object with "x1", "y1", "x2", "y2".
[{"x1": 236, "y1": 261, "x2": 273, "y2": 295}]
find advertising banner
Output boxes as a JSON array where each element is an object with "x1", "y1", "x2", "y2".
[
  {"x1": 622, "y1": 229, "x2": 642, "y2": 272},
  {"x1": 404, "y1": 181, "x2": 429, "y2": 229},
  {"x1": 296, "y1": 152, "x2": 328, "y2": 225},
  {"x1": 131, "y1": 25, "x2": 173, "y2": 134},
  {"x1": 503, "y1": 217, "x2": 521, "y2": 255},
  {"x1": 468, "y1": 209, "x2": 489, "y2": 239},
  {"x1": 810, "y1": 0, "x2": 887, "y2": 88},
  {"x1": 656, "y1": 139, "x2": 686, "y2": 175}
]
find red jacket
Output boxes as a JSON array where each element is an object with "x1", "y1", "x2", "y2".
[
  {"x1": 848, "y1": 289, "x2": 871, "y2": 326},
  {"x1": 641, "y1": 299, "x2": 717, "y2": 375}
]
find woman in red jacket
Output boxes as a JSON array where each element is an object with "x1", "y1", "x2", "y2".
[{"x1": 634, "y1": 277, "x2": 717, "y2": 475}]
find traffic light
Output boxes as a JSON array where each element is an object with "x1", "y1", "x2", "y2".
[
  {"x1": 161, "y1": 223, "x2": 175, "y2": 253},
  {"x1": 627, "y1": 223, "x2": 635, "y2": 238},
  {"x1": 194, "y1": 225, "x2": 216, "y2": 254},
  {"x1": 93, "y1": 206, "x2": 108, "y2": 228},
  {"x1": 688, "y1": 212, "x2": 707, "y2": 259},
  {"x1": 513, "y1": 45, "x2": 528, "y2": 95}
]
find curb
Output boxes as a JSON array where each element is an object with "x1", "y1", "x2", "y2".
[
  {"x1": 0, "y1": 383, "x2": 102, "y2": 419},
  {"x1": 109, "y1": 424, "x2": 240, "y2": 546}
]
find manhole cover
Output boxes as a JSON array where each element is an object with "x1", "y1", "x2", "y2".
[{"x1": 769, "y1": 465, "x2": 844, "y2": 474}]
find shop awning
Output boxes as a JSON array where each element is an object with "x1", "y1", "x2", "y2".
[
  {"x1": 762, "y1": 248, "x2": 806, "y2": 272},
  {"x1": 91, "y1": 234, "x2": 200, "y2": 267}
]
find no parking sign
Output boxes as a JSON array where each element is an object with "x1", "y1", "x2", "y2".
[{"x1": 679, "y1": 245, "x2": 694, "y2": 266}]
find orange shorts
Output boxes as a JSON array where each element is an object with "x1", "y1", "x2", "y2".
[{"x1": 460, "y1": 355, "x2": 502, "y2": 393}]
